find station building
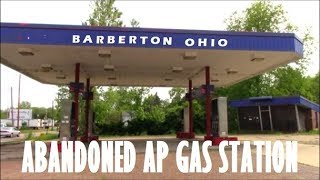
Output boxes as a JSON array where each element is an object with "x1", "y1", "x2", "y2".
[{"x1": 229, "y1": 96, "x2": 319, "y2": 132}]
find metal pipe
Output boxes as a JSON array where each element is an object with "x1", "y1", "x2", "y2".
[
  {"x1": 205, "y1": 66, "x2": 212, "y2": 137},
  {"x1": 268, "y1": 106, "x2": 273, "y2": 131},
  {"x1": 236, "y1": 108, "x2": 240, "y2": 131},
  {"x1": 188, "y1": 79, "x2": 193, "y2": 133},
  {"x1": 295, "y1": 105, "x2": 301, "y2": 131},
  {"x1": 258, "y1": 106, "x2": 263, "y2": 131}
]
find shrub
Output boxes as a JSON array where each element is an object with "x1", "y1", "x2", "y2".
[
  {"x1": 127, "y1": 118, "x2": 145, "y2": 135},
  {"x1": 26, "y1": 131, "x2": 33, "y2": 140},
  {"x1": 20, "y1": 122, "x2": 29, "y2": 130},
  {"x1": 33, "y1": 133, "x2": 58, "y2": 141},
  {"x1": 96, "y1": 121, "x2": 126, "y2": 136}
]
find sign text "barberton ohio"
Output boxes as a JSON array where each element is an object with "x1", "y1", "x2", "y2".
[{"x1": 72, "y1": 34, "x2": 228, "y2": 48}]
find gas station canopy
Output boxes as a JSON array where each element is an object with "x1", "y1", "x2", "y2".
[{"x1": 0, "y1": 23, "x2": 303, "y2": 87}]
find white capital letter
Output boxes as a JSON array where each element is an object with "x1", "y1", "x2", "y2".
[
  {"x1": 83, "y1": 35, "x2": 93, "y2": 44},
  {"x1": 124, "y1": 141, "x2": 136, "y2": 172},
  {"x1": 176, "y1": 140, "x2": 189, "y2": 173},
  {"x1": 88, "y1": 141, "x2": 100, "y2": 173},
  {"x1": 143, "y1": 141, "x2": 155, "y2": 173},
  {"x1": 198, "y1": 38, "x2": 207, "y2": 47},
  {"x1": 35, "y1": 141, "x2": 47, "y2": 173},
  {"x1": 218, "y1": 39, "x2": 228, "y2": 47},
  {"x1": 118, "y1": 36, "x2": 126, "y2": 44},
  {"x1": 129, "y1": 36, "x2": 137, "y2": 44},
  {"x1": 185, "y1": 38, "x2": 195, "y2": 47},
  {"x1": 96, "y1": 36, "x2": 104, "y2": 44},
  {"x1": 265, "y1": 141, "x2": 272, "y2": 172},
  {"x1": 229, "y1": 141, "x2": 240, "y2": 172},
  {"x1": 115, "y1": 141, "x2": 123, "y2": 172},
  {"x1": 189, "y1": 141, "x2": 201, "y2": 172},
  {"x1": 202, "y1": 141, "x2": 212, "y2": 173},
  {"x1": 273, "y1": 141, "x2": 284, "y2": 173},
  {"x1": 241, "y1": 141, "x2": 253, "y2": 173},
  {"x1": 101, "y1": 141, "x2": 113, "y2": 172},
  {"x1": 72, "y1": 35, "x2": 80, "y2": 43},
  {"x1": 156, "y1": 141, "x2": 168, "y2": 172},
  {"x1": 150, "y1": 37, "x2": 160, "y2": 45},
  {"x1": 140, "y1": 36, "x2": 148, "y2": 45},
  {"x1": 108, "y1": 36, "x2": 115, "y2": 44},
  {"x1": 254, "y1": 141, "x2": 265, "y2": 173},
  {"x1": 61, "y1": 141, "x2": 73, "y2": 172},
  {"x1": 286, "y1": 141, "x2": 297, "y2": 172},
  {"x1": 219, "y1": 140, "x2": 228, "y2": 173},
  {"x1": 48, "y1": 141, "x2": 60, "y2": 173},
  {"x1": 163, "y1": 37, "x2": 172, "y2": 46},
  {"x1": 75, "y1": 141, "x2": 86, "y2": 173},
  {"x1": 21, "y1": 141, "x2": 34, "y2": 173}
]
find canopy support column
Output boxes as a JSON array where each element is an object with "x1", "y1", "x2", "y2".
[
  {"x1": 204, "y1": 66, "x2": 212, "y2": 140},
  {"x1": 84, "y1": 78, "x2": 90, "y2": 142},
  {"x1": 74, "y1": 63, "x2": 80, "y2": 141},
  {"x1": 176, "y1": 79, "x2": 195, "y2": 139},
  {"x1": 188, "y1": 79, "x2": 193, "y2": 134}
]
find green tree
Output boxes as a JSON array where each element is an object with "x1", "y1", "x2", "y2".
[
  {"x1": 20, "y1": 101, "x2": 31, "y2": 109},
  {"x1": 54, "y1": 85, "x2": 72, "y2": 121},
  {"x1": 32, "y1": 107, "x2": 47, "y2": 119},
  {"x1": 169, "y1": 87, "x2": 186, "y2": 103},
  {"x1": 161, "y1": 88, "x2": 188, "y2": 133},
  {"x1": 303, "y1": 72, "x2": 320, "y2": 104},
  {"x1": 1, "y1": 110, "x2": 8, "y2": 119},
  {"x1": 269, "y1": 66, "x2": 306, "y2": 96},
  {"x1": 130, "y1": 18, "x2": 140, "y2": 27},
  {"x1": 226, "y1": 0, "x2": 289, "y2": 32},
  {"x1": 86, "y1": 0, "x2": 123, "y2": 26}
]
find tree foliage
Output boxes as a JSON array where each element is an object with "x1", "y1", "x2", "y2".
[
  {"x1": 1, "y1": 110, "x2": 8, "y2": 119},
  {"x1": 54, "y1": 85, "x2": 71, "y2": 121},
  {"x1": 87, "y1": 0, "x2": 123, "y2": 26},
  {"x1": 130, "y1": 19, "x2": 140, "y2": 27},
  {"x1": 32, "y1": 107, "x2": 55, "y2": 120},
  {"x1": 20, "y1": 101, "x2": 31, "y2": 109},
  {"x1": 226, "y1": 1, "x2": 288, "y2": 32}
]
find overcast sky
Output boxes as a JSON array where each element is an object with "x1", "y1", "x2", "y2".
[{"x1": 1, "y1": 1, "x2": 319, "y2": 110}]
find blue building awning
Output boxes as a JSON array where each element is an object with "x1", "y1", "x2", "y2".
[
  {"x1": 229, "y1": 96, "x2": 320, "y2": 112},
  {"x1": 0, "y1": 23, "x2": 303, "y2": 87}
]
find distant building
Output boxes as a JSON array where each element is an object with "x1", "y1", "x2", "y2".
[{"x1": 229, "y1": 96, "x2": 319, "y2": 132}]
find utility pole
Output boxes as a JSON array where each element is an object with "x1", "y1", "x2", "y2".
[
  {"x1": 17, "y1": 74, "x2": 21, "y2": 129},
  {"x1": 45, "y1": 108, "x2": 48, "y2": 134},
  {"x1": 45, "y1": 108, "x2": 47, "y2": 119},
  {"x1": 51, "y1": 100, "x2": 54, "y2": 130},
  {"x1": 11, "y1": 87, "x2": 14, "y2": 127}
]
